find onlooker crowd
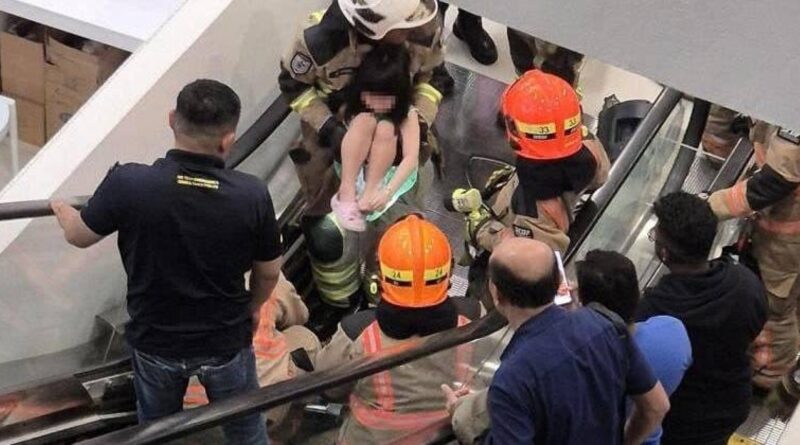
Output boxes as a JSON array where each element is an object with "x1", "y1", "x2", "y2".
[{"x1": 47, "y1": 1, "x2": 787, "y2": 444}]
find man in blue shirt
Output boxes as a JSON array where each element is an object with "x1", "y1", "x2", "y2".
[
  {"x1": 482, "y1": 238, "x2": 669, "y2": 444},
  {"x1": 51, "y1": 80, "x2": 282, "y2": 444},
  {"x1": 577, "y1": 249, "x2": 692, "y2": 445}
]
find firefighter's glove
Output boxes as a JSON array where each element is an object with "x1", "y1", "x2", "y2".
[
  {"x1": 451, "y1": 188, "x2": 483, "y2": 214},
  {"x1": 465, "y1": 206, "x2": 491, "y2": 246},
  {"x1": 483, "y1": 166, "x2": 515, "y2": 197},
  {"x1": 318, "y1": 118, "x2": 348, "y2": 156}
]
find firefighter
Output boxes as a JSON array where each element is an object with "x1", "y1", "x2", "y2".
[
  {"x1": 184, "y1": 274, "x2": 320, "y2": 435},
  {"x1": 448, "y1": 70, "x2": 608, "y2": 309},
  {"x1": 279, "y1": 0, "x2": 449, "y2": 309},
  {"x1": 315, "y1": 214, "x2": 482, "y2": 445},
  {"x1": 708, "y1": 123, "x2": 800, "y2": 391},
  {"x1": 454, "y1": 70, "x2": 609, "y2": 256},
  {"x1": 700, "y1": 104, "x2": 751, "y2": 159}
]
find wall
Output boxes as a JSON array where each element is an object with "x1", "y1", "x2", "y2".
[
  {"x1": 449, "y1": 0, "x2": 800, "y2": 129},
  {"x1": 0, "y1": 0, "x2": 323, "y2": 362}
]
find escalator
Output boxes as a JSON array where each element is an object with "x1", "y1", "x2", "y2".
[{"x1": 0, "y1": 63, "x2": 722, "y2": 444}]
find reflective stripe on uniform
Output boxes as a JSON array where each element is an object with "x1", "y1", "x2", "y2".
[
  {"x1": 758, "y1": 217, "x2": 800, "y2": 235},
  {"x1": 380, "y1": 263, "x2": 450, "y2": 286},
  {"x1": 414, "y1": 83, "x2": 443, "y2": 106},
  {"x1": 309, "y1": 10, "x2": 324, "y2": 24},
  {"x1": 350, "y1": 317, "x2": 473, "y2": 430},
  {"x1": 289, "y1": 88, "x2": 322, "y2": 114},
  {"x1": 539, "y1": 198, "x2": 570, "y2": 232},
  {"x1": 725, "y1": 181, "x2": 752, "y2": 216},
  {"x1": 252, "y1": 298, "x2": 287, "y2": 359}
]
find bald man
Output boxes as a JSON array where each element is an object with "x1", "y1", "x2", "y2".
[{"x1": 446, "y1": 239, "x2": 670, "y2": 445}]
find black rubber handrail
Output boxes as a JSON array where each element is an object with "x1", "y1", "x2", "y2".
[
  {"x1": 79, "y1": 311, "x2": 508, "y2": 445},
  {"x1": 79, "y1": 87, "x2": 684, "y2": 445},
  {"x1": 0, "y1": 95, "x2": 291, "y2": 223},
  {"x1": 657, "y1": 98, "x2": 710, "y2": 195},
  {"x1": 566, "y1": 87, "x2": 683, "y2": 262}
]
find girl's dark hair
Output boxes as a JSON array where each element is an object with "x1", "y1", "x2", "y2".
[{"x1": 345, "y1": 44, "x2": 413, "y2": 125}]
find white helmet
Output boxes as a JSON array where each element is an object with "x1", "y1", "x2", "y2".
[{"x1": 338, "y1": 0, "x2": 438, "y2": 40}]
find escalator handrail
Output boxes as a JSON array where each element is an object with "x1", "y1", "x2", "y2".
[
  {"x1": 566, "y1": 87, "x2": 683, "y2": 263},
  {"x1": 78, "y1": 311, "x2": 508, "y2": 445},
  {"x1": 80, "y1": 88, "x2": 686, "y2": 445},
  {"x1": 657, "y1": 98, "x2": 710, "y2": 195},
  {"x1": 0, "y1": 96, "x2": 291, "y2": 223}
]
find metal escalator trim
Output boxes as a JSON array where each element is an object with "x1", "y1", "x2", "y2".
[
  {"x1": 658, "y1": 98, "x2": 710, "y2": 195},
  {"x1": 0, "y1": 95, "x2": 292, "y2": 223},
  {"x1": 708, "y1": 137, "x2": 754, "y2": 193},
  {"x1": 567, "y1": 87, "x2": 683, "y2": 263},
  {"x1": 78, "y1": 311, "x2": 508, "y2": 445}
]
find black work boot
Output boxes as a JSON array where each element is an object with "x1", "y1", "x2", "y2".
[
  {"x1": 507, "y1": 27, "x2": 536, "y2": 75},
  {"x1": 452, "y1": 11, "x2": 497, "y2": 65}
]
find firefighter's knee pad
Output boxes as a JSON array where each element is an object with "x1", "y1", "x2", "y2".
[{"x1": 301, "y1": 214, "x2": 361, "y2": 308}]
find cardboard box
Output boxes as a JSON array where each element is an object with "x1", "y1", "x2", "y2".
[
  {"x1": 0, "y1": 21, "x2": 46, "y2": 103},
  {"x1": 45, "y1": 78, "x2": 85, "y2": 138},
  {"x1": 43, "y1": 30, "x2": 128, "y2": 139},
  {"x1": 9, "y1": 94, "x2": 46, "y2": 147},
  {"x1": 45, "y1": 30, "x2": 128, "y2": 97}
]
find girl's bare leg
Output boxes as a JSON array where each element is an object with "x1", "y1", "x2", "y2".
[
  {"x1": 338, "y1": 113, "x2": 377, "y2": 202},
  {"x1": 359, "y1": 120, "x2": 397, "y2": 212}
]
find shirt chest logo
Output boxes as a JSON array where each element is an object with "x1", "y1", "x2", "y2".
[{"x1": 176, "y1": 175, "x2": 219, "y2": 190}]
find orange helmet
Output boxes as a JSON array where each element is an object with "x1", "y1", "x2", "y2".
[
  {"x1": 378, "y1": 214, "x2": 451, "y2": 308},
  {"x1": 502, "y1": 70, "x2": 583, "y2": 160}
]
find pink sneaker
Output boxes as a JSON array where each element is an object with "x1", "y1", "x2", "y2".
[{"x1": 331, "y1": 195, "x2": 366, "y2": 232}]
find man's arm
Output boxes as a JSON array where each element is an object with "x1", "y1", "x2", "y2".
[
  {"x1": 278, "y1": 15, "x2": 339, "y2": 135},
  {"x1": 709, "y1": 127, "x2": 800, "y2": 220},
  {"x1": 484, "y1": 383, "x2": 535, "y2": 444},
  {"x1": 409, "y1": 15, "x2": 446, "y2": 126},
  {"x1": 249, "y1": 257, "x2": 282, "y2": 330},
  {"x1": 51, "y1": 201, "x2": 104, "y2": 248},
  {"x1": 625, "y1": 381, "x2": 670, "y2": 445}
]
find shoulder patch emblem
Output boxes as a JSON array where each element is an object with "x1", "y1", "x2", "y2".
[
  {"x1": 513, "y1": 224, "x2": 534, "y2": 239},
  {"x1": 290, "y1": 52, "x2": 313, "y2": 75},
  {"x1": 778, "y1": 127, "x2": 800, "y2": 146}
]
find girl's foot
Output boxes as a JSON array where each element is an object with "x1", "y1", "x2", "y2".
[{"x1": 331, "y1": 195, "x2": 366, "y2": 232}]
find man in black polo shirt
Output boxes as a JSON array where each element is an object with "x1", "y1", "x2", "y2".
[{"x1": 51, "y1": 79, "x2": 282, "y2": 444}]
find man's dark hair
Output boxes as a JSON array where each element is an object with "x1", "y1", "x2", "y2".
[
  {"x1": 488, "y1": 256, "x2": 559, "y2": 309},
  {"x1": 175, "y1": 79, "x2": 241, "y2": 143},
  {"x1": 576, "y1": 250, "x2": 640, "y2": 323},
  {"x1": 653, "y1": 192, "x2": 718, "y2": 264}
]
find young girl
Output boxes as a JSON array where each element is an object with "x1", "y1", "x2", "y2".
[{"x1": 331, "y1": 44, "x2": 420, "y2": 232}]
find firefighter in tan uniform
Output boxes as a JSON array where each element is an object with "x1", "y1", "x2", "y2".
[
  {"x1": 278, "y1": 0, "x2": 449, "y2": 310},
  {"x1": 185, "y1": 274, "x2": 320, "y2": 433},
  {"x1": 315, "y1": 215, "x2": 482, "y2": 444},
  {"x1": 279, "y1": 0, "x2": 447, "y2": 217},
  {"x1": 447, "y1": 71, "x2": 608, "y2": 309},
  {"x1": 461, "y1": 70, "x2": 608, "y2": 255},
  {"x1": 708, "y1": 123, "x2": 800, "y2": 391}
]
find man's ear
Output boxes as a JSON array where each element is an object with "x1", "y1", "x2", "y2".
[
  {"x1": 489, "y1": 279, "x2": 502, "y2": 305},
  {"x1": 219, "y1": 131, "x2": 236, "y2": 156},
  {"x1": 658, "y1": 246, "x2": 669, "y2": 264},
  {"x1": 168, "y1": 110, "x2": 177, "y2": 131}
]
